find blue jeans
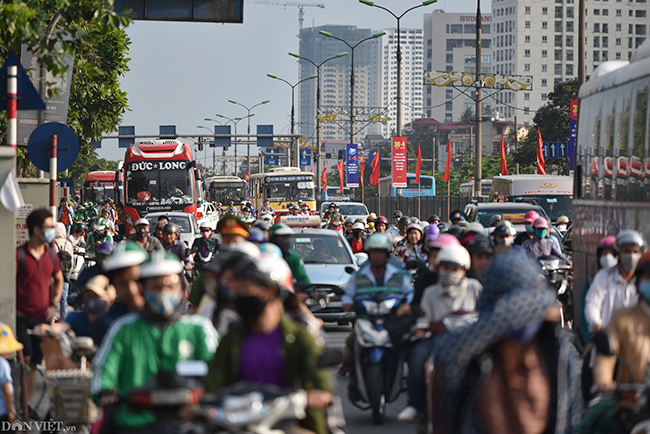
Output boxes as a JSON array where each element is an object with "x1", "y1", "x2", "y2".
[
  {"x1": 407, "y1": 337, "x2": 436, "y2": 410},
  {"x1": 60, "y1": 282, "x2": 69, "y2": 319}
]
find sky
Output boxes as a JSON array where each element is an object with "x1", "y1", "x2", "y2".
[{"x1": 97, "y1": 0, "x2": 491, "y2": 166}]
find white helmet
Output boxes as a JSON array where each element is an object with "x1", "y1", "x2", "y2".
[{"x1": 435, "y1": 245, "x2": 471, "y2": 270}]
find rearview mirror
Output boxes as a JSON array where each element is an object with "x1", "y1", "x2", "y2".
[
  {"x1": 176, "y1": 360, "x2": 209, "y2": 377},
  {"x1": 344, "y1": 266, "x2": 355, "y2": 275}
]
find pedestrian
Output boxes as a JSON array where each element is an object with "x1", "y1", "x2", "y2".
[
  {"x1": 58, "y1": 197, "x2": 74, "y2": 236},
  {"x1": 53, "y1": 222, "x2": 74, "y2": 319},
  {"x1": 0, "y1": 323, "x2": 21, "y2": 423}
]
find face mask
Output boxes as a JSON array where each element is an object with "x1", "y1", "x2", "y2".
[
  {"x1": 234, "y1": 296, "x2": 267, "y2": 321},
  {"x1": 368, "y1": 222, "x2": 375, "y2": 229},
  {"x1": 496, "y1": 237, "x2": 513, "y2": 247},
  {"x1": 509, "y1": 319, "x2": 544, "y2": 345},
  {"x1": 620, "y1": 252, "x2": 642, "y2": 271},
  {"x1": 353, "y1": 230, "x2": 363, "y2": 238},
  {"x1": 137, "y1": 230, "x2": 148, "y2": 239},
  {"x1": 557, "y1": 225, "x2": 567, "y2": 232},
  {"x1": 599, "y1": 253, "x2": 617, "y2": 270},
  {"x1": 639, "y1": 280, "x2": 650, "y2": 301},
  {"x1": 535, "y1": 228, "x2": 548, "y2": 239},
  {"x1": 144, "y1": 290, "x2": 183, "y2": 318},
  {"x1": 525, "y1": 224, "x2": 534, "y2": 233},
  {"x1": 40, "y1": 228, "x2": 56, "y2": 244},
  {"x1": 438, "y1": 269, "x2": 464, "y2": 287},
  {"x1": 85, "y1": 297, "x2": 108, "y2": 315},
  {"x1": 96, "y1": 230, "x2": 105, "y2": 237}
]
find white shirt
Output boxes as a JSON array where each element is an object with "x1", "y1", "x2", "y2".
[
  {"x1": 416, "y1": 278, "x2": 483, "y2": 329},
  {"x1": 585, "y1": 266, "x2": 638, "y2": 328}
]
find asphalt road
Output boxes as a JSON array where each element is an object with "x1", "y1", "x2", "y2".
[{"x1": 323, "y1": 324, "x2": 411, "y2": 434}]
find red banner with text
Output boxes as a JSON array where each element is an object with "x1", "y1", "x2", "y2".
[{"x1": 392, "y1": 136, "x2": 407, "y2": 188}]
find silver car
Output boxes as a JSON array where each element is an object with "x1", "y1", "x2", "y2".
[
  {"x1": 145, "y1": 211, "x2": 200, "y2": 249},
  {"x1": 289, "y1": 228, "x2": 359, "y2": 323}
]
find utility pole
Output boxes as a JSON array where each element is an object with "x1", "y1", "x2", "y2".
[
  {"x1": 396, "y1": 23, "x2": 403, "y2": 137},
  {"x1": 474, "y1": 0, "x2": 483, "y2": 200}
]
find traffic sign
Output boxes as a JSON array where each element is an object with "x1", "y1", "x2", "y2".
[
  {"x1": 27, "y1": 122, "x2": 79, "y2": 173},
  {"x1": 300, "y1": 148, "x2": 312, "y2": 166},
  {"x1": 542, "y1": 142, "x2": 569, "y2": 158},
  {"x1": 0, "y1": 51, "x2": 45, "y2": 110}
]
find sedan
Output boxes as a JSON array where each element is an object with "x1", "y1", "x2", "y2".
[{"x1": 145, "y1": 211, "x2": 200, "y2": 249}]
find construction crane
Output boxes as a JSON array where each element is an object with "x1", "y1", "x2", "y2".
[{"x1": 245, "y1": 0, "x2": 325, "y2": 33}]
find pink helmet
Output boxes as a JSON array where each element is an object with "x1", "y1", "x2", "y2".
[
  {"x1": 524, "y1": 210, "x2": 540, "y2": 224},
  {"x1": 598, "y1": 235, "x2": 616, "y2": 248},
  {"x1": 532, "y1": 217, "x2": 549, "y2": 229},
  {"x1": 428, "y1": 233, "x2": 461, "y2": 250}
]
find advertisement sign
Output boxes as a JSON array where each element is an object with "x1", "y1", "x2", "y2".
[
  {"x1": 392, "y1": 137, "x2": 408, "y2": 188},
  {"x1": 346, "y1": 144, "x2": 359, "y2": 188},
  {"x1": 569, "y1": 99, "x2": 579, "y2": 174}
]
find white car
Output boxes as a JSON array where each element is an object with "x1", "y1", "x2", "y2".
[
  {"x1": 321, "y1": 201, "x2": 369, "y2": 223},
  {"x1": 197, "y1": 202, "x2": 220, "y2": 230},
  {"x1": 145, "y1": 211, "x2": 200, "y2": 249}
]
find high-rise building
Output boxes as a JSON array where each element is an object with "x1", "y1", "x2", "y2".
[
  {"x1": 423, "y1": 10, "x2": 493, "y2": 123},
  {"x1": 490, "y1": 0, "x2": 649, "y2": 125}
]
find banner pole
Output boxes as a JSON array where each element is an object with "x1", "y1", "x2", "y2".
[{"x1": 418, "y1": 179, "x2": 421, "y2": 220}]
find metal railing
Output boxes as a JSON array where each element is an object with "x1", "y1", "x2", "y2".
[{"x1": 363, "y1": 195, "x2": 489, "y2": 221}]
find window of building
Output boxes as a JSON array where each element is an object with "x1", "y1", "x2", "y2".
[
  {"x1": 594, "y1": 8, "x2": 600, "y2": 15},
  {"x1": 594, "y1": 36, "x2": 600, "y2": 47},
  {"x1": 484, "y1": 24, "x2": 490, "y2": 33},
  {"x1": 525, "y1": 63, "x2": 531, "y2": 71},
  {"x1": 616, "y1": 37, "x2": 622, "y2": 45},
  {"x1": 450, "y1": 24, "x2": 463, "y2": 33},
  {"x1": 446, "y1": 54, "x2": 453, "y2": 63},
  {"x1": 637, "y1": 25, "x2": 647, "y2": 35},
  {"x1": 542, "y1": 50, "x2": 548, "y2": 57},
  {"x1": 464, "y1": 24, "x2": 475, "y2": 33},
  {"x1": 555, "y1": 21, "x2": 563, "y2": 31},
  {"x1": 445, "y1": 102, "x2": 453, "y2": 111},
  {"x1": 524, "y1": 93, "x2": 531, "y2": 100},
  {"x1": 524, "y1": 107, "x2": 531, "y2": 114},
  {"x1": 542, "y1": 21, "x2": 548, "y2": 29},
  {"x1": 616, "y1": 8, "x2": 622, "y2": 15},
  {"x1": 526, "y1": 6, "x2": 531, "y2": 13},
  {"x1": 445, "y1": 113, "x2": 452, "y2": 122},
  {"x1": 602, "y1": 51, "x2": 609, "y2": 60},
  {"x1": 555, "y1": 49, "x2": 563, "y2": 60},
  {"x1": 542, "y1": 93, "x2": 548, "y2": 100},
  {"x1": 566, "y1": 21, "x2": 574, "y2": 32},
  {"x1": 616, "y1": 52, "x2": 622, "y2": 59},
  {"x1": 629, "y1": 37, "x2": 634, "y2": 48},
  {"x1": 543, "y1": 7, "x2": 548, "y2": 13},
  {"x1": 525, "y1": 49, "x2": 531, "y2": 56},
  {"x1": 555, "y1": 6, "x2": 563, "y2": 17},
  {"x1": 567, "y1": 35, "x2": 574, "y2": 46},
  {"x1": 616, "y1": 23, "x2": 622, "y2": 31},
  {"x1": 555, "y1": 77, "x2": 563, "y2": 85},
  {"x1": 555, "y1": 35, "x2": 563, "y2": 46},
  {"x1": 603, "y1": 23, "x2": 609, "y2": 33},
  {"x1": 637, "y1": 9, "x2": 647, "y2": 17},
  {"x1": 525, "y1": 35, "x2": 531, "y2": 42},
  {"x1": 446, "y1": 89, "x2": 453, "y2": 99},
  {"x1": 629, "y1": 9, "x2": 634, "y2": 16},
  {"x1": 542, "y1": 35, "x2": 548, "y2": 43},
  {"x1": 594, "y1": 23, "x2": 600, "y2": 32},
  {"x1": 542, "y1": 64, "x2": 548, "y2": 71},
  {"x1": 567, "y1": 49, "x2": 574, "y2": 60},
  {"x1": 566, "y1": 64, "x2": 574, "y2": 75},
  {"x1": 603, "y1": 36, "x2": 609, "y2": 47},
  {"x1": 542, "y1": 78, "x2": 548, "y2": 86},
  {"x1": 604, "y1": 8, "x2": 610, "y2": 14},
  {"x1": 526, "y1": 21, "x2": 531, "y2": 28},
  {"x1": 567, "y1": 6, "x2": 575, "y2": 17},
  {"x1": 555, "y1": 63, "x2": 563, "y2": 74},
  {"x1": 594, "y1": 50, "x2": 600, "y2": 61}
]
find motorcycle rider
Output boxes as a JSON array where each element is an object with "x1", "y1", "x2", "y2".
[
  {"x1": 193, "y1": 220, "x2": 220, "y2": 257},
  {"x1": 161, "y1": 223, "x2": 192, "y2": 270},
  {"x1": 207, "y1": 253, "x2": 333, "y2": 434},
  {"x1": 326, "y1": 205, "x2": 344, "y2": 224},
  {"x1": 391, "y1": 216, "x2": 411, "y2": 246},
  {"x1": 128, "y1": 218, "x2": 163, "y2": 253},
  {"x1": 464, "y1": 233, "x2": 494, "y2": 281},
  {"x1": 301, "y1": 202, "x2": 312, "y2": 216},
  {"x1": 413, "y1": 234, "x2": 461, "y2": 306},
  {"x1": 514, "y1": 210, "x2": 540, "y2": 245},
  {"x1": 217, "y1": 215, "x2": 249, "y2": 247},
  {"x1": 288, "y1": 203, "x2": 301, "y2": 216},
  {"x1": 555, "y1": 215, "x2": 570, "y2": 234},
  {"x1": 489, "y1": 214, "x2": 502, "y2": 228},
  {"x1": 153, "y1": 220, "x2": 166, "y2": 242},
  {"x1": 100, "y1": 208, "x2": 117, "y2": 235},
  {"x1": 375, "y1": 216, "x2": 389, "y2": 234},
  {"x1": 346, "y1": 221, "x2": 367, "y2": 254},
  {"x1": 68, "y1": 222, "x2": 86, "y2": 249},
  {"x1": 259, "y1": 199, "x2": 274, "y2": 215},
  {"x1": 93, "y1": 251, "x2": 218, "y2": 433},
  {"x1": 522, "y1": 217, "x2": 572, "y2": 265},
  {"x1": 269, "y1": 223, "x2": 311, "y2": 285},
  {"x1": 491, "y1": 221, "x2": 522, "y2": 255},
  {"x1": 387, "y1": 210, "x2": 403, "y2": 235},
  {"x1": 449, "y1": 210, "x2": 466, "y2": 228},
  {"x1": 396, "y1": 223, "x2": 428, "y2": 264},
  {"x1": 225, "y1": 201, "x2": 238, "y2": 215},
  {"x1": 86, "y1": 218, "x2": 113, "y2": 253},
  {"x1": 428, "y1": 214, "x2": 441, "y2": 226}
]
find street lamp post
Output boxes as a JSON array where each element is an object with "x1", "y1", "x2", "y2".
[
  {"x1": 228, "y1": 99, "x2": 270, "y2": 176},
  {"x1": 198, "y1": 122, "x2": 231, "y2": 175},
  {"x1": 288, "y1": 51, "x2": 348, "y2": 198},
  {"x1": 215, "y1": 114, "x2": 252, "y2": 178},
  {"x1": 360, "y1": 0, "x2": 438, "y2": 137},
  {"x1": 267, "y1": 73, "x2": 318, "y2": 168},
  {"x1": 319, "y1": 31, "x2": 385, "y2": 146}
]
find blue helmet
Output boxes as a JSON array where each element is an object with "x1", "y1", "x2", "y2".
[{"x1": 247, "y1": 227, "x2": 268, "y2": 243}]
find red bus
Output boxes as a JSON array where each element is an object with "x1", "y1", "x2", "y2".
[
  {"x1": 83, "y1": 171, "x2": 123, "y2": 203},
  {"x1": 122, "y1": 140, "x2": 200, "y2": 235}
]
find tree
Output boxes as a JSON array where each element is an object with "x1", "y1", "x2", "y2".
[
  {"x1": 459, "y1": 106, "x2": 474, "y2": 122},
  {"x1": 66, "y1": 147, "x2": 119, "y2": 187}
]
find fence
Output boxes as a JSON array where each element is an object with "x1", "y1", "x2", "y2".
[{"x1": 363, "y1": 195, "x2": 489, "y2": 221}]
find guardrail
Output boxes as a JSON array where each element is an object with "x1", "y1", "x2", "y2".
[{"x1": 363, "y1": 195, "x2": 489, "y2": 221}]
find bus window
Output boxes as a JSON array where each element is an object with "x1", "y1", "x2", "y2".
[{"x1": 634, "y1": 85, "x2": 649, "y2": 201}]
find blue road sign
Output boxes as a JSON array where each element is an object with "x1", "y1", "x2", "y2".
[
  {"x1": 300, "y1": 148, "x2": 312, "y2": 166},
  {"x1": 28, "y1": 122, "x2": 79, "y2": 173},
  {"x1": 214, "y1": 125, "x2": 231, "y2": 147},
  {"x1": 119, "y1": 126, "x2": 135, "y2": 148},
  {"x1": 0, "y1": 51, "x2": 45, "y2": 110},
  {"x1": 159, "y1": 125, "x2": 176, "y2": 139},
  {"x1": 265, "y1": 147, "x2": 279, "y2": 165},
  {"x1": 257, "y1": 125, "x2": 273, "y2": 148},
  {"x1": 542, "y1": 142, "x2": 569, "y2": 158}
]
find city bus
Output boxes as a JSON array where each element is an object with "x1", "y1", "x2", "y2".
[
  {"x1": 489, "y1": 174, "x2": 573, "y2": 221},
  {"x1": 574, "y1": 41, "x2": 650, "y2": 309},
  {"x1": 322, "y1": 186, "x2": 351, "y2": 202},
  {"x1": 205, "y1": 175, "x2": 247, "y2": 206},
  {"x1": 459, "y1": 179, "x2": 493, "y2": 199},
  {"x1": 378, "y1": 173, "x2": 436, "y2": 197},
  {"x1": 83, "y1": 171, "x2": 123, "y2": 203},
  {"x1": 122, "y1": 140, "x2": 200, "y2": 235},
  {"x1": 250, "y1": 167, "x2": 316, "y2": 219}
]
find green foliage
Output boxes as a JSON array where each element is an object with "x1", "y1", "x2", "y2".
[
  {"x1": 66, "y1": 147, "x2": 118, "y2": 187},
  {"x1": 459, "y1": 106, "x2": 474, "y2": 122}
]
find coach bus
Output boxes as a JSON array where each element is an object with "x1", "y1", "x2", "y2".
[
  {"x1": 250, "y1": 167, "x2": 316, "y2": 219},
  {"x1": 378, "y1": 173, "x2": 436, "y2": 197},
  {"x1": 83, "y1": 171, "x2": 123, "y2": 203},
  {"x1": 573, "y1": 40, "x2": 650, "y2": 308}
]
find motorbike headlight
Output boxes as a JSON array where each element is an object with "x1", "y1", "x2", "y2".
[
  {"x1": 539, "y1": 258, "x2": 561, "y2": 270},
  {"x1": 377, "y1": 298, "x2": 397, "y2": 315},
  {"x1": 360, "y1": 300, "x2": 379, "y2": 315}
]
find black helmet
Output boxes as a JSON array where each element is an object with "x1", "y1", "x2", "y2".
[
  {"x1": 447, "y1": 226, "x2": 464, "y2": 239},
  {"x1": 465, "y1": 233, "x2": 494, "y2": 255},
  {"x1": 74, "y1": 222, "x2": 87, "y2": 233},
  {"x1": 393, "y1": 210, "x2": 403, "y2": 219},
  {"x1": 162, "y1": 222, "x2": 180, "y2": 234},
  {"x1": 398, "y1": 216, "x2": 410, "y2": 226},
  {"x1": 428, "y1": 214, "x2": 441, "y2": 223}
]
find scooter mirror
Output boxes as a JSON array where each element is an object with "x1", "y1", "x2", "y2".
[
  {"x1": 593, "y1": 330, "x2": 616, "y2": 356},
  {"x1": 176, "y1": 360, "x2": 209, "y2": 377},
  {"x1": 344, "y1": 266, "x2": 355, "y2": 275}
]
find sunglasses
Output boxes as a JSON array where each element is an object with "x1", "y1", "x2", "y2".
[{"x1": 201, "y1": 229, "x2": 212, "y2": 233}]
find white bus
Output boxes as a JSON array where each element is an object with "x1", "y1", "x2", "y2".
[{"x1": 459, "y1": 179, "x2": 493, "y2": 199}]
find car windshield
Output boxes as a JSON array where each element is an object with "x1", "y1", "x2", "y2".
[
  {"x1": 264, "y1": 176, "x2": 315, "y2": 202},
  {"x1": 290, "y1": 234, "x2": 353, "y2": 264},
  {"x1": 339, "y1": 204, "x2": 368, "y2": 215},
  {"x1": 476, "y1": 207, "x2": 543, "y2": 226},
  {"x1": 512, "y1": 195, "x2": 572, "y2": 221},
  {"x1": 147, "y1": 215, "x2": 193, "y2": 233}
]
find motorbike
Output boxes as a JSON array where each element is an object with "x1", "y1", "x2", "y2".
[{"x1": 538, "y1": 255, "x2": 573, "y2": 327}]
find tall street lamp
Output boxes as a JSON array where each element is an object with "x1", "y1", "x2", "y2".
[
  {"x1": 228, "y1": 99, "x2": 270, "y2": 176},
  {"x1": 319, "y1": 30, "x2": 385, "y2": 146},
  {"x1": 288, "y1": 51, "x2": 348, "y2": 197},
  {"x1": 215, "y1": 114, "x2": 253, "y2": 178},
  {"x1": 267, "y1": 73, "x2": 318, "y2": 168},
  {"x1": 360, "y1": 0, "x2": 438, "y2": 136}
]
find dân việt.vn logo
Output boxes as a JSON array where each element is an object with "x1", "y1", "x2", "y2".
[{"x1": 1, "y1": 419, "x2": 72, "y2": 432}]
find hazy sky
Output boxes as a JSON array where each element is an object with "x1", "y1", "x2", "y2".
[{"x1": 97, "y1": 0, "x2": 491, "y2": 166}]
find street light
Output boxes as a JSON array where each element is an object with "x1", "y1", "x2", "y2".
[
  {"x1": 288, "y1": 51, "x2": 348, "y2": 198},
  {"x1": 319, "y1": 30, "x2": 386, "y2": 146},
  {"x1": 267, "y1": 73, "x2": 318, "y2": 167},
  {"x1": 228, "y1": 99, "x2": 270, "y2": 176},
  {"x1": 359, "y1": 0, "x2": 437, "y2": 136},
  {"x1": 214, "y1": 114, "x2": 252, "y2": 178}
]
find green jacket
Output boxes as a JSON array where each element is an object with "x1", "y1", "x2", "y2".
[
  {"x1": 285, "y1": 251, "x2": 311, "y2": 284},
  {"x1": 207, "y1": 315, "x2": 332, "y2": 434},
  {"x1": 86, "y1": 233, "x2": 113, "y2": 252},
  {"x1": 92, "y1": 313, "x2": 219, "y2": 429}
]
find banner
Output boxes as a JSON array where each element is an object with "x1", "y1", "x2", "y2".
[
  {"x1": 569, "y1": 99, "x2": 578, "y2": 174},
  {"x1": 415, "y1": 143, "x2": 422, "y2": 184},
  {"x1": 392, "y1": 136, "x2": 407, "y2": 188},
  {"x1": 370, "y1": 150, "x2": 381, "y2": 186},
  {"x1": 346, "y1": 144, "x2": 359, "y2": 188},
  {"x1": 500, "y1": 133, "x2": 508, "y2": 175}
]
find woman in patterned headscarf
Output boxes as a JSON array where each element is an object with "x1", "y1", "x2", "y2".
[{"x1": 430, "y1": 251, "x2": 582, "y2": 434}]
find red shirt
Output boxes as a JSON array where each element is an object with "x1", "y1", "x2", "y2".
[
  {"x1": 350, "y1": 237, "x2": 364, "y2": 254},
  {"x1": 16, "y1": 244, "x2": 61, "y2": 320}
]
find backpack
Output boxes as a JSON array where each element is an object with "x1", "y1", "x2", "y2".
[
  {"x1": 17, "y1": 244, "x2": 57, "y2": 273},
  {"x1": 54, "y1": 240, "x2": 74, "y2": 277}
]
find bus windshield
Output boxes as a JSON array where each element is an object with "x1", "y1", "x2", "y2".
[
  {"x1": 265, "y1": 177, "x2": 315, "y2": 202},
  {"x1": 512, "y1": 195, "x2": 572, "y2": 221},
  {"x1": 126, "y1": 161, "x2": 194, "y2": 206},
  {"x1": 209, "y1": 182, "x2": 246, "y2": 204},
  {"x1": 84, "y1": 183, "x2": 117, "y2": 202}
]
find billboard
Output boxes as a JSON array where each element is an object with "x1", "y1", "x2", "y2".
[
  {"x1": 346, "y1": 144, "x2": 359, "y2": 188},
  {"x1": 392, "y1": 136, "x2": 407, "y2": 188}
]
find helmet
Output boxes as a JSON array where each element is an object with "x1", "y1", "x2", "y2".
[
  {"x1": 489, "y1": 214, "x2": 502, "y2": 226},
  {"x1": 76, "y1": 205, "x2": 84, "y2": 212},
  {"x1": 493, "y1": 221, "x2": 517, "y2": 237},
  {"x1": 532, "y1": 217, "x2": 549, "y2": 229},
  {"x1": 598, "y1": 235, "x2": 616, "y2": 248},
  {"x1": 460, "y1": 222, "x2": 485, "y2": 245},
  {"x1": 437, "y1": 222, "x2": 449, "y2": 233},
  {"x1": 94, "y1": 218, "x2": 107, "y2": 231},
  {"x1": 100, "y1": 208, "x2": 111, "y2": 215},
  {"x1": 301, "y1": 202, "x2": 309, "y2": 208},
  {"x1": 247, "y1": 227, "x2": 268, "y2": 243},
  {"x1": 242, "y1": 206, "x2": 252, "y2": 213},
  {"x1": 140, "y1": 250, "x2": 184, "y2": 279},
  {"x1": 156, "y1": 221, "x2": 166, "y2": 231},
  {"x1": 234, "y1": 253, "x2": 294, "y2": 293},
  {"x1": 393, "y1": 210, "x2": 403, "y2": 219},
  {"x1": 96, "y1": 241, "x2": 114, "y2": 258},
  {"x1": 428, "y1": 214, "x2": 441, "y2": 223},
  {"x1": 368, "y1": 213, "x2": 377, "y2": 220},
  {"x1": 398, "y1": 216, "x2": 410, "y2": 226},
  {"x1": 269, "y1": 223, "x2": 294, "y2": 239},
  {"x1": 259, "y1": 243, "x2": 283, "y2": 258},
  {"x1": 410, "y1": 217, "x2": 419, "y2": 224},
  {"x1": 406, "y1": 223, "x2": 423, "y2": 236},
  {"x1": 74, "y1": 222, "x2": 87, "y2": 233},
  {"x1": 206, "y1": 241, "x2": 261, "y2": 274},
  {"x1": 449, "y1": 210, "x2": 465, "y2": 222},
  {"x1": 252, "y1": 219, "x2": 272, "y2": 232},
  {"x1": 352, "y1": 222, "x2": 365, "y2": 231},
  {"x1": 88, "y1": 202, "x2": 94, "y2": 207},
  {"x1": 615, "y1": 229, "x2": 646, "y2": 251},
  {"x1": 524, "y1": 210, "x2": 540, "y2": 224},
  {"x1": 162, "y1": 222, "x2": 180, "y2": 234},
  {"x1": 465, "y1": 233, "x2": 494, "y2": 255},
  {"x1": 345, "y1": 218, "x2": 355, "y2": 225},
  {"x1": 424, "y1": 224, "x2": 440, "y2": 241},
  {"x1": 0, "y1": 323, "x2": 23, "y2": 354},
  {"x1": 297, "y1": 199, "x2": 303, "y2": 204},
  {"x1": 198, "y1": 220, "x2": 212, "y2": 230},
  {"x1": 103, "y1": 241, "x2": 146, "y2": 272},
  {"x1": 328, "y1": 203, "x2": 335, "y2": 209},
  {"x1": 435, "y1": 245, "x2": 471, "y2": 270},
  {"x1": 135, "y1": 218, "x2": 149, "y2": 227},
  {"x1": 428, "y1": 233, "x2": 461, "y2": 250},
  {"x1": 364, "y1": 233, "x2": 393, "y2": 253},
  {"x1": 378, "y1": 216, "x2": 388, "y2": 225},
  {"x1": 556, "y1": 215, "x2": 570, "y2": 225},
  {"x1": 447, "y1": 226, "x2": 465, "y2": 239}
]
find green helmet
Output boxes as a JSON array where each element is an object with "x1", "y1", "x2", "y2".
[
  {"x1": 139, "y1": 250, "x2": 184, "y2": 279},
  {"x1": 88, "y1": 202, "x2": 94, "y2": 207},
  {"x1": 269, "y1": 223, "x2": 294, "y2": 239},
  {"x1": 364, "y1": 233, "x2": 393, "y2": 253},
  {"x1": 95, "y1": 217, "x2": 108, "y2": 231},
  {"x1": 103, "y1": 241, "x2": 148, "y2": 272},
  {"x1": 76, "y1": 205, "x2": 84, "y2": 211}
]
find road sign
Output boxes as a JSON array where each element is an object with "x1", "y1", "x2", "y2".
[
  {"x1": 114, "y1": 0, "x2": 244, "y2": 23},
  {"x1": 119, "y1": 125, "x2": 135, "y2": 148},
  {"x1": 27, "y1": 122, "x2": 79, "y2": 173},
  {"x1": 214, "y1": 125, "x2": 231, "y2": 147},
  {"x1": 265, "y1": 147, "x2": 279, "y2": 165},
  {"x1": 542, "y1": 142, "x2": 569, "y2": 158},
  {"x1": 300, "y1": 148, "x2": 312, "y2": 166},
  {"x1": 257, "y1": 125, "x2": 273, "y2": 148},
  {"x1": 0, "y1": 51, "x2": 45, "y2": 110}
]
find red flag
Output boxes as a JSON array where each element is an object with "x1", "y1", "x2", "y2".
[
  {"x1": 336, "y1": 159, "x2": 345, "y2": 192},
  {"x1": 536, "y1": 128, "x2": 547, "y2": 175},
  {"x1": 500, "y1": 133, "x2": 508, "y2": 175},
  {"x1": 359, "y1": 154, "x2": 365, "y2": 189},
  {"x1": 322, "y1": 161, "x2": 327, "y2": 192},
  {"x1": 442, "y1": 138, "x2": 452, "y2": 181},
  {"x1": 370, "y1": 151, "x2": 381, "y2": 186},
  {"x1": 415, "y1": 143, "x2": 422, "y2": 184},
  {"x1": 311, "y1": 165, "x2": 314, "y2": 173}
]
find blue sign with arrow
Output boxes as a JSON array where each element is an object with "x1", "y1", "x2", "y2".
[{"x1": 542, "y1": 142, "x2": 569, "y2": 158}]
